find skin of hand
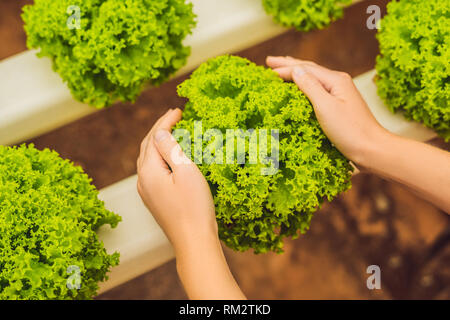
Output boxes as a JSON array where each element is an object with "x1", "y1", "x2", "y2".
[
  {"x1": 266, "y1": 56, "x2": 450, "y2": 214},
  {"x1": 266, "y1": 55, "x2": 387, "y2": 163},
  {"x1": 137, "y1": 108, "x2": 246, "y2": 300}
]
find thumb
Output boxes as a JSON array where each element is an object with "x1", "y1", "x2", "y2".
[
  {"x1": 291, "y1": 67, "x2": 331, "y2": 109},
  {"x1": 154, "y1": 129, "x2": 192, "y2": 171}
]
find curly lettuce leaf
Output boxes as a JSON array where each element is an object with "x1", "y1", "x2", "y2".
[
  {"x1": 22, "y1": 0, "x2": 196, "y2": 108},
  {"x1": 262, "y1": 0, "x2": 351, "y2": 31},
  {"x1": 175, "y1": 55, "x2": 353, "y2": 254},
  {"x1": 375, "y1": 0, "x2": 450, "y2": 140},
  {"x1": 0, "y1": 144, "x2": 121, "y2": 300}
]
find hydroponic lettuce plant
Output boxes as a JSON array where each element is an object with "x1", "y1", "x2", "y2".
[
  {"x1": 22, "y1": 0, "x2": 196, "y2": 108},
  {"x1": 175, "y1": 55, "x2": 353, "y2": 254},
  {"x1": 0, "y1": 145, "x2": 121, "y2": 300},
  {"x1": 375, "y1": 0, "x2": 450, "y2": 140},
  {"x1": 262, "y1": 0, "x2": 351, "y2": 31}
]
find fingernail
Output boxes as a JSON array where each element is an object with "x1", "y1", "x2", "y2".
[
  {"x1": 293, "y1": 67, "x2": 306, "y2": 77},
  {"x1": 155, "y1": 130, "x2": 170, "y2": 142}
]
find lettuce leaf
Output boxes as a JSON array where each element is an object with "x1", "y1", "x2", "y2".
[
  {"x1": 22, "y1": 0, "x2": 196, "y2": 108},
  {"x1": 175, "y1": 55, "x2": 353, "y2": 254},
  {"x1": 262, "y1": 0, "x2": 351, "y2": 31},
  {"x1": 0, "y1": 144, "x2": 121, "y2": 300},
  {"x1": 375, "y1": 0, "x2": 450, "y2": 140}
]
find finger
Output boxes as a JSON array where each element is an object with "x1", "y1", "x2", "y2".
[
  {"x1": 266, "y1": 56, "x2": 317, "y2": 69},
  {"x1": 143, "y1": 108, "x2": 182, "y2": 158},
  {"x1": 153, "y1": 108, "x2": 182, "y2": 133},
  {"x1": 302, "y1": 65, "x2": 353, "y2": 96},
  {"x1": 273, "y1": 65, "x2": 334, "y2": 92},
  {"x1": 266, "y1": 56, "x2": 351, "y2": 93},
  {"x1": 153, "y1": 129, "x2": 193, "y2": 174},
  {"x1": 273, "y1": 65, "x2": 333, "y2": 103},
  {"x1": 145, "y1": 135, "x2": 172, "y2": 176},
  {"x1": 273, "y1": 64, "x2": 353, "y2": 97},
  {"x1": 138, "y1": 135, "x2": 168, "y2": 177},
  {"x1": 141, "y1": 109, "x2": 173, "y2": 158},
  {"x1": 273, "y1": 66, "x2": 296, "y2": 81},
  {"x1": 266, "y1": 56, "x2": 299, "y2": 68},
  {"x1": 291, "y1": 67, "x2": 332, "y2": 108},
  {"x1": 147, "y1": 109, "x2": 174, "y2": 139},
  {"x1": 144, "y1": 108, "x2": 183, "y2": 173},
  {"x1": 138, "y1": 109, "x2": 173, "y2": 170}
]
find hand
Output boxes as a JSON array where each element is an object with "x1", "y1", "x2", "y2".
[
  {"x1": 267, "y1": 56, "x2": 450, "y2": 213},
  {"x1": 137, "y1": 108, "x2": 246, "y2": 299},
  {"x1": 266, "y1": 56, "x2": 389, "y2": 166},
  {"x1": 137, "y1": 108, "x2": 218, "y2": 254}
]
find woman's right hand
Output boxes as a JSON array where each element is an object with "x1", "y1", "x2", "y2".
[
  {"x1": 266, "y1": 56, "x2": 389, "y2": 166},
  {"x1": 267, "y1": 56, "x2": 450, "y2": 214}
]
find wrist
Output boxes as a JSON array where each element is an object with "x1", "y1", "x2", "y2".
[
  {"x1": 357, "y1": 130, "x2": 401, "y2": 172},
  {"x1": 174, "y1": 227, "x2": 221, "y2": 262},
  {"x1": 168, "y1": 213, "x2": 218, "y2": 250},
  {"x1": 174, "y1": 231, "x2": 245, "y2": 300},
  {"x1": 175, "y1": 232, "x2": 224, "y2": 278},
  {"x1": 351, "y1": 127, "x2": 393, "y2": 169}
]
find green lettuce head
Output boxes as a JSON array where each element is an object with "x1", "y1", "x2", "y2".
[
  {"x1": 262, "y1": 0, "x2": 351, "y2": 31},
  {"x1": 375, "y1": 0, "x2": 450, "y2": 140},
  {"x1": 22, "y1": 0, "x2": 196, "y2": 108},
  {"x1": 0, "y1": 144, "x2": 121, "y2": 300},
  {"x1": 175, "y1": 55, "x2": 353, "y2": 254}
]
